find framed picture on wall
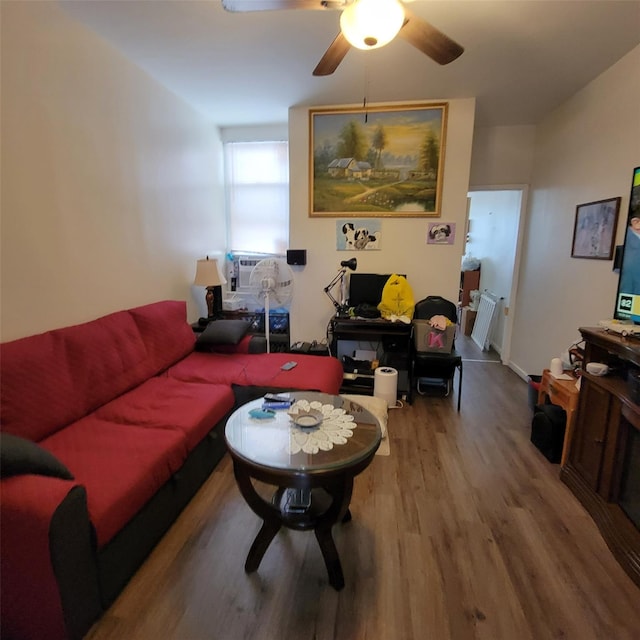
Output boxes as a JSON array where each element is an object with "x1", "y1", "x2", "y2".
[
  {"x1": 309, "y1": 102, "x2": 448, "y2": 218},
  {"x1": 571, "y1": 197, "x2": 621, "y2": 259},
  {"x1": 336, "y1": 219, "x2": 381, "y2": 250},
  {"x1": 427, "y1": 222, "x2": 456, "y2": 245}
]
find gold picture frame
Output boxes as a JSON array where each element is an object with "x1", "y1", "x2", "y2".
[{"x1": 309, "y1": 102, "x2": 448, "y2": 218}]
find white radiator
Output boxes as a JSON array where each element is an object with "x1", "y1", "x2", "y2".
[{"x1": 471, "y1": 292, "x2": 498, "y2": 351}]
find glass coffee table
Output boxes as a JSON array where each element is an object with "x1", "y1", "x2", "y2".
[{"x1": 225, "y1": 391, "x2": 382, "y2": 590}]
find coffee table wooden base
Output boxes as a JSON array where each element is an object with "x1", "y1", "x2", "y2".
[
  {"x1": 232, "y1": 461, "x2": 354, "y2": 590},
  {"x1": 225, "y1": 392, "x2": 381, "y2": 591}
]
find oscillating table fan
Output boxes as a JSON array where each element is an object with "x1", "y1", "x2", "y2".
[{"x1": 248, "y1": 258, "x2": 294, "y2": 353}]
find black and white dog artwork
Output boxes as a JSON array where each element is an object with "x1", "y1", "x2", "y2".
[
  {"x1": 428, "y1": 223, "x2": 452, "y2": 243},
  {"x1": 342, "y1": 223, "x2": 381, "y2": 250}
]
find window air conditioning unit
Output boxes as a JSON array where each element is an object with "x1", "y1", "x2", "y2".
[{"x1": 231, "y1": 253, "x2": 281, "y2": 292}]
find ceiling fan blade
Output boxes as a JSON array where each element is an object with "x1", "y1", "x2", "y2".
[
  {"x1": 222, "y1": 0, "x2": 347, "y2": 12},
  {"x1": 399, "y1": 8, "x2": 464, "y2": 65},
  {"x1": 313, "y1": 32, "x2": 351, "y2": 76}
]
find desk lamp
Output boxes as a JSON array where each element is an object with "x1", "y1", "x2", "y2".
[
  {"x1": 194, "y1": 257, "x2": 227, "y2": 321},
  {"x1": 324, "y1": 257, "x2": 357, "y2": 316}
]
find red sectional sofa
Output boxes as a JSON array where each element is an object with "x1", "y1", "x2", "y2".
[{"x1": 0, "y1": 300, "x2": 343, "y2": 640}]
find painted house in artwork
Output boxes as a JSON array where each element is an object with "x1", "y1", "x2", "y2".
[{"x1": 327, "y1": 158, "x2": 372, "y2": 180}]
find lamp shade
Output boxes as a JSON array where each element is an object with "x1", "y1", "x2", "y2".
[
  {"x1": 340, "y1": 257, "x2": 357, "y2": 271},
  {"x1": 193, "y1": 258, "x2": 227, "y2": 287},
  {"x1": 340, "y1": 0, "x2": 405, "y2": 50}
]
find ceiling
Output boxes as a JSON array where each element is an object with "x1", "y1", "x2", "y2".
[{"x1": 60, "y1": 0, "x2": 640, "y2": 128}]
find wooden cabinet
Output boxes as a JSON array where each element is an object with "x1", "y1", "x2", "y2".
[
  {"x1": 459, "y1": 268, "x2": 480, "y2": 307},
  {"x1": 560, "y1": 327, "x2": 640, "y2": 588},
  {"x1": 571, "y1": 377, "x2": 613, "y2": 490}
]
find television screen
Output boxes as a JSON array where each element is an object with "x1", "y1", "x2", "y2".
[{"x1": 614, "y1": 166, "x2": 640, "y2": 321}]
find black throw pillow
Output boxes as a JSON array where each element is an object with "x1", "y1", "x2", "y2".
[
  {"x1": 1, "y1": 433, "x2": 74, "y2": 480},
  {"x1": 196, "y1": 320, "x2": 250, "y2": 346}
]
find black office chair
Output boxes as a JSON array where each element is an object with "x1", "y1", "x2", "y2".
[{"x1": 412, "y1": 296, "x2": 462, "y2": 411}]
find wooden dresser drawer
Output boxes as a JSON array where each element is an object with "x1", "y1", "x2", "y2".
[{"x1": 548, "y1": 381, "x2": 571, "y2": 406}]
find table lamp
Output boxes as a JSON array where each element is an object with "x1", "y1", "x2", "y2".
[
  {"x1": 194, "y1": 257, "x2": 227, "y2": 320},
  {"x1": 324, "y1": 257, "x2": 357, "y2": 316}
]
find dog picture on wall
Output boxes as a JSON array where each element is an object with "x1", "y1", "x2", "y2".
[
  {"x1": 427, "y1": 222, "x2": 456, "y2": 245},
  {"x1": 336, "y1": 219, "x2": 382, "y2": 251}
]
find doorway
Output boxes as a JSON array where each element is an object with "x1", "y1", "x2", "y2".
[{"x1": 465, "y1": 186, "x2": 528, "y2": 366}]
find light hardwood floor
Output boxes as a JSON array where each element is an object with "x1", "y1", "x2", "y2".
[{"x1": 86, "y1": 359, "x2": 640, "y2": 640}]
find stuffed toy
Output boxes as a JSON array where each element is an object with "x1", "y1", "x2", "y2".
[
  {"x1": 377, "y1": 274, "x2": 415, "y2": 321},
  {"x1": 429, "y1": 314, "x2": 453, "y2": 331}
]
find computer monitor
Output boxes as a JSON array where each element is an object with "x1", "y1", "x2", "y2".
[{"x1": 348, "y1": 274, "x2": 405, "y2": 308}]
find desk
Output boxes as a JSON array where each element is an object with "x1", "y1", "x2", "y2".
[
  {"x1": 329, "y1": 317, "x2": 412, "y2": 401},
  {"x1": 537, "y1": 369, "x2": 580, "y2": 466}
]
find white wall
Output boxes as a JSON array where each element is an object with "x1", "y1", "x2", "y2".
[
  {"x1": 1, "y1": 1, "x2": 225, "y2": 341},
  {"x1": 510, "y1": 45, "x2": 640, "y2": 377},
  {"x1": 287, "y1": 99, "x2": 476, "y2": 344},
  {"x1": 4, "y1": 0, "x2": 637, "y2": 367},
  {"x1": 470, "y1": 125, "x2": 536, "y2": 187}
]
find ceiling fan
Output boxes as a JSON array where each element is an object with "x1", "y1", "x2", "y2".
[{"x1": 221, "y1": 0, "x2": 464, "y2": 76}]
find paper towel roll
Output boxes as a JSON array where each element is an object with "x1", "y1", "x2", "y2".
[
  {"x1": 550, "y1": 357, "x2": 563, "y2": 377},
  {"x1": 374, "y1": 367, "x2": 398, "y2": 408}
]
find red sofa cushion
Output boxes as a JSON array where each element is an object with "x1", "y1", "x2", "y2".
[
  {"x1": 1, "y1": 475, "x2": 77, "y2": 640},
  {"x1": 41, "y1": 418, "x2": 187, "y2": 548},
  {"x1": 128, "y1": 300, "x2": 195, "y2": 374},
  {"x1": 0, "y1": 301, "x2": 195, "y2": 442},
  {"x1": 0, "y1": 311, "x2": 150, "y2": 442},
  {"x1": 95, "y1": 378, "x2": 235, "y2": 450},
  {"x1": 167, "y1": 351, "x2": 344, "y2": 394}
]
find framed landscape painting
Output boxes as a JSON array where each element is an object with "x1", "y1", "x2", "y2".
[{"x1": 309, "y1": 103, "x2": 448, "y2": 218}]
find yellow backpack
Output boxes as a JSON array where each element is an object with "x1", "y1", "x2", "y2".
[{"x1": 377, "y1": 274, "x2": 415, "y2": 320}]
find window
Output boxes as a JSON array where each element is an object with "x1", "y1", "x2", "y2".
[{"x1": 224, "y1": 140, "x2": 289, "y2": 254}]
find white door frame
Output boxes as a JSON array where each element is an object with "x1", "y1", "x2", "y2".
[{"x1": 467, "y1": 184, "x2": 529, "y2": 366}]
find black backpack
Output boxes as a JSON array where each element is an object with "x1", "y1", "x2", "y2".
[{"x1": 530, "y1": 403, "x2": 566, "y2": 463}]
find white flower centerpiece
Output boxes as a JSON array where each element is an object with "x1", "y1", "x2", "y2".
[{"x1": 286, "y1": 399, "x2": 356, "y2": 454}]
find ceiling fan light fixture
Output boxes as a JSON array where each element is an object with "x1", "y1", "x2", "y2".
[{"x1": 339, "y1": 0, "x2": 405, "y2": 50}]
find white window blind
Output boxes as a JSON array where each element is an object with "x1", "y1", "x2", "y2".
[{"x1": 224, "y1": 141, "x2": 289, "y2": 254}]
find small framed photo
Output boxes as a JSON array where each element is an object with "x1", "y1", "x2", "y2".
[
  {"x1": 336, "y1": 219, "x2": 381, "y2": 250},
  {"x1": 571, "y1": 197, "x2": 621, "y2": 259},
  {"x1": 427, "y1": 222, "x2": 456, "y2": 245}
]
